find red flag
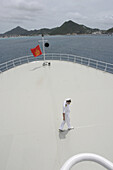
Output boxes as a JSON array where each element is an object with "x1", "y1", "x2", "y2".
[{"x1": 31, "y1": 45, "x2": 42, "y2": 57}]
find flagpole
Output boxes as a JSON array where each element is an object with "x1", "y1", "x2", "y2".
[
  {"x1": 38, "y1": 34, "x2": 49, "y2": 63},
  {"x1": 42, "y1": 34, "x2": 45, "y2": 61}
]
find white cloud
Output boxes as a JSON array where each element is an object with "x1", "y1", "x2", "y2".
[
  {"x1": 9, "y1": 0, "x2": 43, "y2": 12},
  {"x1": 0, "y1": 0, "x2": 44, "y2": 29},
  {"x1": 66, "y1": 12, "x2": 88, "y2": 21},
  {"x1": 0, "y1": 0, "x2": 113, "y2": 33}
]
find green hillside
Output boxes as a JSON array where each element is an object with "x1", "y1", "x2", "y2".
[
  {"x1": 0, "y1": 20, "x2": 103, "y2": 37},
  {"x1": 50, "y1": 20, "x2": 99, "y2": 35}
]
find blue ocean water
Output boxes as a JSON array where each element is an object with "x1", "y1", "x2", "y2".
[{"x1": 0, "y1": 35, "x2": 113, "y2": 64}]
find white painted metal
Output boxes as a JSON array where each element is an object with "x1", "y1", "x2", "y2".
[
  {"x1": 60, "y1": 153, "x2": 113, "y2": 170},
  {"x1": 0, "y1": 60, "x2": 113, "y2": 170},
  {"x1": 42, "y1": 36, "x2": 45, "y2": 61},
  {"x1": 0, "y1": 53, "x2": 113, "y2": 74},
  {"x1": 38, "y1": 35, "x2": 48, "y2": 61}
]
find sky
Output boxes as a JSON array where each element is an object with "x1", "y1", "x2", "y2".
[{"x1": 0, "y1": 0, "x2": 113, "y2": 33}]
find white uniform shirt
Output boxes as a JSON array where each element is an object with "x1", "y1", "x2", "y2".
[{"x1": 63, "y1": 101, "x2": 70, "y2": 115}]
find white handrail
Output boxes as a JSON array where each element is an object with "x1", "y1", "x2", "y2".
[
  {"x1": 0, "y1": 53, "x2": 113, "y2": 74},
  {"x1": 60, "y1": 153, "x2": 113, "y2": 170},
  {"x1": 46, "y1": 53, "x2": 113, "y2": 66}
]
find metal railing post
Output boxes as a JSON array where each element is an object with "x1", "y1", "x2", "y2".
[
  {"x1": 81, "y1": 58, "x2": 83, "y2": 65},
  {"x1": 60, "y1": 54, "x2": 61, "y2": 61},
  {"x1": 6, "y1": 63, "x2": 8, "y2": 70},
  {"x1": 74, "y1": 56, "x2": 76, "y2": 63},
  {"x1": 96, "y1": 61, "x2": 98, "y2": 69},
  {"x1": 104, "y1": 63, "x2": 107, "y2": 72},
  {"x1": 13, "y1": 60, "x2": 15, "y2": 67},
  {"x1": 27, "y1": 57, "x2": 29, "y2": 63},
  {"x1": 20, "y1": 59, "x2": 21, "y2": 65},
  {"x1": 88, "y1": 59, "x2": 90, "y2": 67},
  {"x1": 68, "y1": 55, "x2": 69, "y2": 61}
]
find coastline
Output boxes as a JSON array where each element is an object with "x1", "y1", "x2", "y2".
[{"x1": 0, "y1": 33, "x2": 111, "y2": 39}]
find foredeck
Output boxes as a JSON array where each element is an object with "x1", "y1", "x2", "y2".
[{"x1": 0, "y1": 60, "x2": 113, "y2": 170}]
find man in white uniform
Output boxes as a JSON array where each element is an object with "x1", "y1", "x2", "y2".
[{"x1": 59, "y1": 98, "x2": 74, "y2": 132}]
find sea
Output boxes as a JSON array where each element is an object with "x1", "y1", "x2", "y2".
[{"x1": 0, "y1": 34, "x2": 113, "y2": 64}]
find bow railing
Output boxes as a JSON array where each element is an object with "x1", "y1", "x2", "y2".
[
  {"x1": 60, "y1": 153, "x2": 113, "y2": 170},
  {"x1": 0, "y1": 53, "x2": 113, "y2": 74}
]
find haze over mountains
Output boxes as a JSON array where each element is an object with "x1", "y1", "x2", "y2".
[{"x1": 0, "y1": 20, "x2": 113, "y2": 37}]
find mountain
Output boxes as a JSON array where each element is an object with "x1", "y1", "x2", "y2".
[
  {"x1": 0, "y1": 26, "x2": 58, "y2": 37},
  {"x1": 28, "y1": 28, "x2": 57, "y2": 36},
  {"x1": 106, "y1": 27, "x2": 113, "y2": 34},
  {"x1": 3, "y1": 26, "x2": 29, "y2": 36},
  {"x1": 50, "y1": 20, "x2": 99, "y2": 35},
  {"x1": 0, "y1": 20, "x2": 102, "y2": 37}
]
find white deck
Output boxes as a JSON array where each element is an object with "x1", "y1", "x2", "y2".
[{"x1": 0, "y1": 61, "x2": 113, "y2": 170}]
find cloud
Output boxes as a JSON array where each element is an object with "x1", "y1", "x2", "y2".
[
  {"x1": 0, "y1": 15, "x2": 35, "y2": 23},
  {"x1": 0, "y1": 0, "x2": 113, "y2": 33},
  {"x1": 10, "y1": 0, "x2": 43, "y2": 12},
  {"x1": 0, "y1": 0, "x2": 44, "y2": 26},
  {"x1": 1, "y1": 0, "x2": 44, "y2": 14},
  {"x1": 66, "y1": 12, "x2": 88, "y2": 20}
]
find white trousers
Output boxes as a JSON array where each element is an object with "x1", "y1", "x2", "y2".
[{"x1": 59, "y1": 114, "x2": 71, "y2": 130}]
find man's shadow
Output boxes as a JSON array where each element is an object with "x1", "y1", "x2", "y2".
[
  {"x1": 59, "y1": 130, "x2": 69, "y2": 139},
  {"x1": 31, "y1": 66, "x2": 43, "y2": 71}
]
